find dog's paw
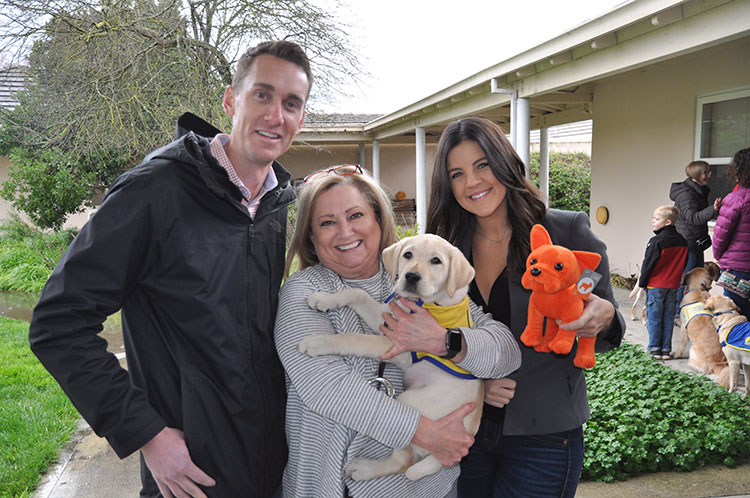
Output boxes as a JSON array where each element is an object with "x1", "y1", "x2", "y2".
[
  {"x1": 534, "y1": 343, "x2": 551, "y2": 353},
  {"x1": 307, "y1": 292, "x2": 340, "y2": 312},
  {"x1": 520, "y1": 329, "x2": 541, "y2": 347},
  {"x1": 573, "y1": 355, "x2": 596, "y2": 369},
  {"x1": 297, "y1": 334, "x2": 333, "y2": 357},
  {"x1": 549, "y1": 336, "x2": 575, "y2": 354},
  {"x1": 345, "y1": 458, "x2": 378, "y2": 481}
]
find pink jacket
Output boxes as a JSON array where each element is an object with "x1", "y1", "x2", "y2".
[{"x1": 713, "y1": 185, "x2": 750, "y2": 272}]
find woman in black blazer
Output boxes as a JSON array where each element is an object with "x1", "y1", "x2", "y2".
[{"x1": 427, "y1": 116, "x2": 625, "y2": 498}]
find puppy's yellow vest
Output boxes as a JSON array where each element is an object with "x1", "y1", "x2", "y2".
[
  {"x1": 411, "y1": 296, "x2": 477, "y2": 380},
  {"x1": 680, "y1": 301, "x2": 712, "y2": 327}
]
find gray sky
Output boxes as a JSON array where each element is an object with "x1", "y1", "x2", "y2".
[{"x1": 320, "y1": 0, "x2": 628, "y2": 114}]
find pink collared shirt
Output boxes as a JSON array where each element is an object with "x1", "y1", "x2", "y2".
[{"x1": 209, "y1": 134, "x2": 278, "y2": 218}]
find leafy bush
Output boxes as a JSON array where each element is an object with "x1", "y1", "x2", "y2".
[
  {"x1": 0, "y1": 215, "x2": 75, "y2": 293},
  {"x1": 583, "y1": 344, "x2": 750, "y2": 482},
  {"x1": 397, "y1": 224, "x2": 419, "y2": 239},
  {"x1": 528, "y1": 151, "x2": 591, "y2": 214},
  {"x1": 0, "y1": 148, "x2": 97, "y2": 231},
  {"x1": 610, "y1": 272, "x2": 638, "y2": 290}
]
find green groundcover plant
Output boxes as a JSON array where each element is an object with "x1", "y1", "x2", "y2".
[
  {"x1": 0, "y1": 215, "x2": 76, "y2": 293},
  {"x1": 0, "y1": 316, "x2": 79, "y2": 497},
  {"x1": 583, "y1": 344, "x2": 750, "y2": 482}
]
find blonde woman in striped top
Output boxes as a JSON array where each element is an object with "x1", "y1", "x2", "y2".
[{"x1": 274, "y1": 166, "x2": 521, "y2": 498}]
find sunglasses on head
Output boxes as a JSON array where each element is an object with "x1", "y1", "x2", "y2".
[{"x1": 303, "y1": 164, "x2": 363, "y2": 183}]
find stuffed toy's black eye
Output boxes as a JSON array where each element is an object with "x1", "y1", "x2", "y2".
[
  {"x1": 431, "y1": 257, "x2": 441, "y2": 265},
  {"x1": 530, "y1": 258, "x2": 537, "y2": 265},
  {"x1": 555, "y1": 263, "x2": 564, "y2": 271},
  {"x1": 403, "y1": 251, "x2": 412, "y2": 259}
]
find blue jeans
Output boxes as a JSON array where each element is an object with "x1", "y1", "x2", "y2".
[
  {"x1": 646, "y1": 287, "x2": 678, "y2": 355},
  {"x1": 457, "y1": 418, "x2": 584, "y2": 498},
  {"x1": 722, "y1": 269, "x2": 750, "y2": 319}
]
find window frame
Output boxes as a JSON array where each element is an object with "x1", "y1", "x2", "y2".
[{"x1": 694, "y1": 85, "x2": 750, "y2": 164}]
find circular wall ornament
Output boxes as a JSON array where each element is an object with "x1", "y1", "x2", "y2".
[{"x1": 596, "y1": 206, "x2": 609, "y2": 225}]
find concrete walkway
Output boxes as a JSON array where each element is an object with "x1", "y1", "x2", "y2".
[{"x1": 33, "y1": 287, "x2": 750, "y2": 497}]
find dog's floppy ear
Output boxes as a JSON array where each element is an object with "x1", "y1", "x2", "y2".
[
  {"x1": 573, "y1": 250, "x2": 601, "y2": 273},
  {"x1": 704, "y1": 261, "x2": 721, "y2": 281},
  {"x1": 382, "y1": 238, "x2": 405, "y2": 282},
  {"x1": 445, "y1": 244, "x2": 476, "y2": 298},
  {"x1": 529, "y1": 224, "x2": 552, "y2": 251}
]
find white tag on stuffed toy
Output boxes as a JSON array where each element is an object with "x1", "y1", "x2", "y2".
[{"x1": 574, "y1": 268, "x2": 601, "y2": 298}]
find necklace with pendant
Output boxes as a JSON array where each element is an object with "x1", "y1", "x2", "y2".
[{"x1": 476, "y1": 228, "x2": 511, "y2": 244}]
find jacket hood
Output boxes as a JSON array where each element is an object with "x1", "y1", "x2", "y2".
[
  {"x1": 175, "y1": 111, "x2": 222, "y2": 140},
  {"x1": 670, "y1": 178, "x2": 707, "y2": 201}
]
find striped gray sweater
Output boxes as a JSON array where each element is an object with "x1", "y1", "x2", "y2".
[{"x1": 274, "y1": 263, "x2": 521, "y2": 498}]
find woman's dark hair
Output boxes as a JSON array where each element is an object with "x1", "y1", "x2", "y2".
[
  {"x1": 426, "y1": 116, "x2": 547, "y2": 271},
  {"x1": 729, "y1": 147, "x2": 750, "y2": 188}
]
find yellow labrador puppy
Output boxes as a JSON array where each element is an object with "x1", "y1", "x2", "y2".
[{"x1": 298, "y1": 233, "x2": 483, "y2": 481}]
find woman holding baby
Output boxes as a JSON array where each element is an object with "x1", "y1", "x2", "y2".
[
  {"x1": 274, "y1": 165, "x2": 520, "y2": 498},
  {"x1": 426, "y1": 116, "x2": 625, "y2": 497}
]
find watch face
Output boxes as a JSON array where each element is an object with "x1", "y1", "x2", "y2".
[{"x1": 447, "y1": 329, "x2": 462, "y2": 352}]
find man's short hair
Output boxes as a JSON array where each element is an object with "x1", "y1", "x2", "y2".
[
  {"x1": 655, "y1": 205, "x2": 679, "y2": 223},
  {"x1": 232, "y1": 40, "x2": 314, "y2": 98},
  {"x1": 684, "y1": 160, "x2": 709, "y2": 180}
]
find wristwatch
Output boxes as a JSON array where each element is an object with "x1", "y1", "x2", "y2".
[{"x1": 441, "y1": 328, "x2": 463, "y2": 359}]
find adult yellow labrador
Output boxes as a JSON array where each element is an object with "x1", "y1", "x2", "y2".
[{"x1": 298, "y1": 234, "x2": 483, "y2": 481}]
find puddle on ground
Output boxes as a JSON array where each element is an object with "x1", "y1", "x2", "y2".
[{"x1": 0, "y1": 291, "x2": 125, "y2": 354}]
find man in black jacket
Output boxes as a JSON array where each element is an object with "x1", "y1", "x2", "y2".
[{"x1": 29, "y1": 40, "x2": 312, "y2": 498}]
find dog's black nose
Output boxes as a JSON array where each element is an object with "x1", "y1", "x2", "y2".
[
  {"x1": 530, "y1": 268, "x2": 541, "y2": 277},
  {"x1": 405, "y1": 272, "x2": 421, "y2": 284}
]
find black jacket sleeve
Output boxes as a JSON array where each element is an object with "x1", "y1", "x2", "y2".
[
  {"x1": 638, "y1": 235, "x2": 660, "y2": 288},
  {"x1": 29, "y1": 169, "x2": 166, "y2": 457}
]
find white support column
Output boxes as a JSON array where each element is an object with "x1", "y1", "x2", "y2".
[
  {"x1": 517, "y1": 97, "x2": 531, "y2": 179},
  {"x1": 539, "y1": 127, "x2": 550, "y2": 207},
  {"x1": 510, "y1": 97, "x2": 518, "y2": 149},
  {"x1": 372, "y1": 140, "x2": 380, "y2": 184},
  {"x1": 358, "y1": 143, "x2": 366, "y2": 170},
  {"x1": 415, "y1": 127, "x2": 426, "y2": 234}
]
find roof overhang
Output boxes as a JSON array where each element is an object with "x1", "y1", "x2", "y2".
[{"x1": 296, "y1": 0, "x2": 750, "y2": 145}]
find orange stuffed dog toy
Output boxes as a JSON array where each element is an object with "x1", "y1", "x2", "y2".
[{"x1": 520, "y1": 224, "x2": 602, "y2": 369}]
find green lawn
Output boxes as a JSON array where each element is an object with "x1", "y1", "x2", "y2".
[{"x1": 0, "y1": 316, "x2": 79, "y2": 498}]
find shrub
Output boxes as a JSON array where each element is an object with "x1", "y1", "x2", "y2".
[
  {"x1": 0, "y1": 148, "x2": 97, "y2": 231},
  {"x1": 0, "y1": 215, "x2": 76, "y2": 293},
  {"x1": 583, "y1": 344, "x2": 750, "y2": 482},
  {"x1": 528, "y1": 151, "x2": 591, "y2": 214}
]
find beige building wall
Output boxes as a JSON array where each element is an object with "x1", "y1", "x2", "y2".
[{"x1": 590, "y1": 37, "x2": 750, "y2": 277}]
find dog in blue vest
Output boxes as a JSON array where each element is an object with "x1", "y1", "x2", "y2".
[{"x1": 705, "y1": 294, "x2": 750, "y2": 395}]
